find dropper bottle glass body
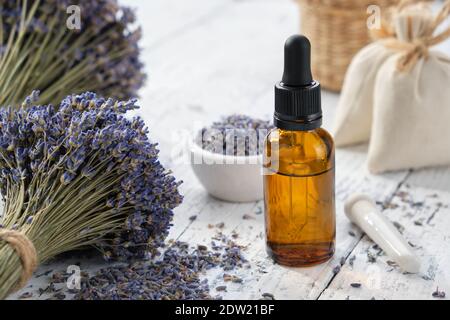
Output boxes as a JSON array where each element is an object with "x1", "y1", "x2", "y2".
[{"x1": 263, "y1": 35, "x2": 335, "y2": 267}]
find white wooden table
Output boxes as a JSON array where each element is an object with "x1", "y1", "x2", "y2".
[{"x1": 11, "y1": 0, "x2": 450, "y2": 300}]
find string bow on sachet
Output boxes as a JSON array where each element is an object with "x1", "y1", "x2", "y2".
[{"x1": 372, "y1": 0, "x2": 450, "y2": 72}]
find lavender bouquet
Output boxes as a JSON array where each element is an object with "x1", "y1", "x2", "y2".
[
  {"x1": 0, "y1": 92, "x2": 182, "y2": 299},
  {"x1": 0, "y1": 0, "x2": 145, "y2": 106}
]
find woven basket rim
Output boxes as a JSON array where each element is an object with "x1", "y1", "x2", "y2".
[{"x1": 297, "y1": 0, "x2": 398, "y2": 10}]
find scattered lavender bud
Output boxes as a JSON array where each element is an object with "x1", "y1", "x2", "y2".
[
  {"x1": 393, "y1": 221, "x2": 405, "y2": 233},
  {"x1": 59, "y1": 234, "x2": 249, "y2": 300},
  {"x1": 432, "y1": 287, "x2": 446, "y2": 298},
  {"x1": 377, "y1": 201, "x2": 399, "y2": 210},
  {"x1": 367, "y1": 251, "x2": 377, "y2": 263},
  {"x1": 261, "y1": 293, "x2": 275, "y2": 300},
  {"x1": 216, "y1": 222, "x2": 225, "y2": 229},
  {"x1": 51, "y1": 272, "x2": 66, "y2": 284},
  {"x1": 38, "y1": 283, "x2": 56, "y2": 296},
  {"x1": 396, "y1": 191, "x2": 409, "y2": 200},
  {"x1": 223, "y1": 274, "x2": 233, "y2": 281},
  {"x1": 412, "y1": 202, "x2": 424, "y2": 208},
  {"x1": 232, "y1": 277, "x2": 243, "y2": 284},
  {"x1": 242, "y1": 214, "x2": 255, "y2": 220},
  {"x1": 332, "y1": 265, "x2": 341, "y2": 274},
  {"x1": 189, "y1": 215, "x2": 197, "y2": 222},
  {"x1": 223, "y1": 274, "x2": 243, "y2": 283},
  {"x1": 53, "y1": 292, "x2": 66, "y2": 300},
  {"x1": 349, "y1": 255, "x2": 356, "y2": 266},
  {"x1": 348, "y1": 230, "x2": 356, "y2": 237},
  {"x1": 19, "y1": 292, "x2": 33, "y2": 299},
  {"x1": 386, "y1": 260, "x2": 398, "y2": 267},
  {"x1": 350, "y1": 283, "x2": 362, "y2": 288}
]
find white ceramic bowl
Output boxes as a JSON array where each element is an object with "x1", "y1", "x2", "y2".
[{"x1": 190, "y1": 141, "x2": 263, "y2": 203}]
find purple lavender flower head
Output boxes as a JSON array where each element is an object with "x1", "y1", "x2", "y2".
[
  {"x1": 0, "y1": 1, "x2": 145, "y2": 106},
  {"x1": 0, "y1": 91, "x2": 182, "y2": 260}
]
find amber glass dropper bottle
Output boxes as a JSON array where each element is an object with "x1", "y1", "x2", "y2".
[{"x1": 263, "y1": 35, "x2": 335, "y2": 267}]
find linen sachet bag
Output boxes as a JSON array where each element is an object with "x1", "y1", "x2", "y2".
[{"x1": 333, "y1": 0, "x2": 450, "y2": 173}]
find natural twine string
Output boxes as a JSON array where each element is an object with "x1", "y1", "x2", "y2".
[
  {"x1": 0, "y1": 229, "x2": 37, "y2": 291},
  {"x1": 372, "y1": 0, "x2": 450, "y2": 72}
]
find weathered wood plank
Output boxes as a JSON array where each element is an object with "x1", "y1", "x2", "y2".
[
  {"x1": 319, "y1": 185, "x2": 450, "y2": 300},
  {"x1": 8, "y1": 0, "x2": 450, "y2": 300}
]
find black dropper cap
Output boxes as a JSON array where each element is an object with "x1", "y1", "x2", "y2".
[{"x1": 274, "y1": 35, "x2": 322, "y2": 131}]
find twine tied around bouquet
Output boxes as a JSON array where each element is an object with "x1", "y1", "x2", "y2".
[
  {"x1": 372, "y1": 0, "x2": 450, "y2": 72},
  {"x1": 0, "y1": 229, "x2": 37, "y2": 291}
]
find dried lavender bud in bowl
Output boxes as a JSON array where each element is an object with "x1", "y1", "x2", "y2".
[
  {"x1": 197, "y1": 114, "x2": 273, "y2": 156},
  {"x1": 191, "y1": 115, "x2": 273, "y2": 203}
]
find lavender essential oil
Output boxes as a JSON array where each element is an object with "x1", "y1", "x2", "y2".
[{"x1": 263, "y1": 35, "x2": 336, "y2": 267}]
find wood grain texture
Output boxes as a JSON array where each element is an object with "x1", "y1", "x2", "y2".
[
  {"x1": 319, "y1": 184, "x2": 450, "y2": 300},
  {"x1": 8, "y1": 0, "x2": 450, "y2": 300}
]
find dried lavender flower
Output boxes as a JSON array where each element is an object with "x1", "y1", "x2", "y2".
[
  {"x1": 367, "y1": 251, "x2": 377, "y2": 263},
  {"x1": 0, "y1": 92, "x2": 182, "y2": 299},
  {"x1": 18, "y1": 292, "x2": 33, "y2": 299},
  {"x1": 74, "y1": 245, "x2": 216, "y2": 300},
  {"x1": 197, "y1": 114, "x2": 273, "y2": 156},
  {"x1": 349, "y1": 255, "x2": 356, "y2": 266},
  {"x1": 432, "y1": 287, "x2": 446, "y2": 299},
  {"x1": 261, "y1": 293, "x2": 275, "y2": 300},
  {"x1": 332, "y1": 265, "x2": 341, "y2": 274},
  {"x1": 65, "y1": 236, "x2": 247, "y2": 300},
  {"x1": 0, "y1": 1, "x2": 145, "y2": 106},
  {"x1": 215, "y1": 286, "x2": 227, "y2": 292}
]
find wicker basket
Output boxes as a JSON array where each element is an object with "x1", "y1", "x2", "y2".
[{"x1": 298, "y1": 0, "x2": 398, "y2": 92}]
